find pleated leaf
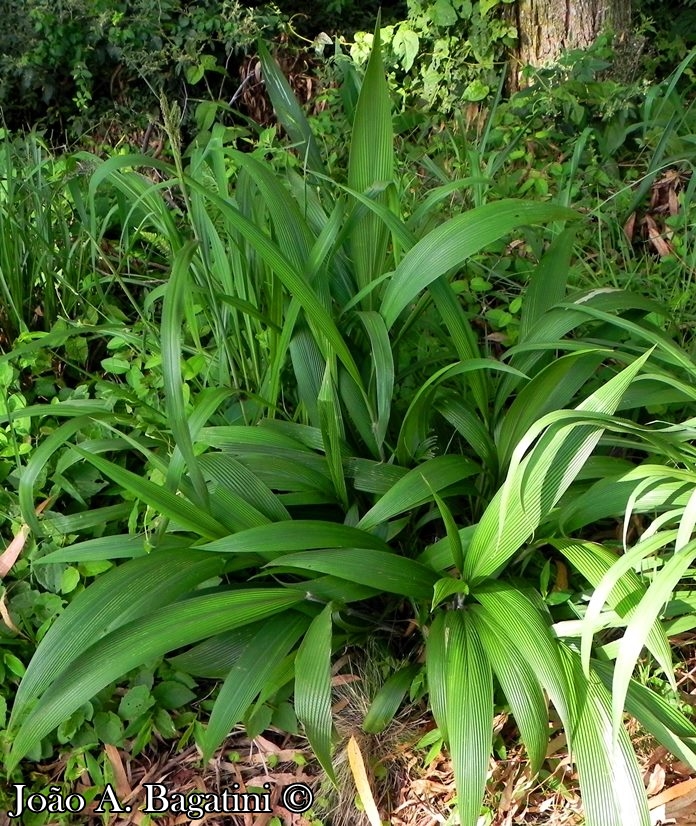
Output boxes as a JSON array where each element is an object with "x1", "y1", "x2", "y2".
[
  {"x1": 465, "y1": 351, "x2": 651, "y2": 581},
  {"x1": 473, "y1": 582, "x2": 570, "y2": 726},
  {"x1": 425, "y1": 612, "x2": 449, "y2": 742},
  {"x1": 362, "y1": 665, "x2": 420, "y2": 734},
  {"x1": 201, "y1": 612, "x2": 309, "y2": 760},
  {"x1": 257, "y1": 39, "x2": 324, "y2": 173},
  {"x1": 269, "y1": 548, "x2": 438, "y2": 600},
  {"x1": 357, "y1": 455, "x2": 479, "y2": 532},
  {"x1": 443, "y1": 611, "x2": 494, "y2": 826},
  {"x1": 611, "y1": 538, "x2": 696, "y2": 740},
  {"x1": 347, "y1": 23, "x2": 394, "y2": 298},
  {"x1": 70, "y1": 448, "x2": 228, "y2": 539},
  {"x1": 560, "y1": 646, "x2": 650, "y2": 826},
  {"x1": 381, "y1": 202, "x2": 578, "y2": 329},
  {"x1": 552, "y1": 539, "x2": 675, "y2": 689},
  {"x1": 295, "y1": 603, "x2": 336, "y2": 783},
  {"x1": 11, "y1": 549, "x2": 226, "y2": 727},
  {"x1": 593, "y1": 659, "x2": 696, "y2": 769},
  {"x1": 161, "y1": 240, "x2": 209, "y2": 506},
  {"x1": 200, "y1": 520, "x2": 390, "y2": 558},
  {"x1": 9, "y1": 589, "x2": 302, "y2": 769},
  {"x1": 470, "y1": 607, "x2": 549, "y2": 774}
]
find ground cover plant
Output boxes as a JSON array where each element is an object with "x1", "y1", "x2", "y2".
[{"x1": 2, "y1": 26, "x2": 696, "y2": 826}]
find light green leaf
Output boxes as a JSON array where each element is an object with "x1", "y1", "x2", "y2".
[
  {"x1": 471, "y1": 607, "x2": 548, "y2": 774},
  {"x1": 444, "y1": 611, "x2": 493, "y2": 826},
  {"x1": 611, "y1": 539, "x2": 696, "y2": 741},
  {"x1": 465, "y1": 350, "x2": 652, "y2": 581},
  {"x1": 560, "y1": 646, "x2": 650, "y2": 826}
]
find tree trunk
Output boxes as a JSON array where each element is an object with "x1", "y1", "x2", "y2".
[{"x1": 513, "y1": 0, "x2": 632, "y2": 73}]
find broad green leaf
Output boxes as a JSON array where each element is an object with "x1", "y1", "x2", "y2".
[
  {"x1": 70, "y1": 448, "x2": 228, "y2": 539},
  {"x1": 471, "y1": 607, "x2": 548, "y2": 774},
  {"x1": 419, "y1": 526, "x2": 476, "y2": 573},
  {"x1": 318, "y1": 363, "x2": 349, "y2": 507},
  {"x1": 432, "y1": 575, "x2": 469, "y2": 609},
  {"x1": 397, "y1": 358, "x2": 524, "y2": 463},
  {"x1": 284, "y1": 575, "x2": 379, "y2": 603},
  {"x1": 560, "y1": 646, "x2": 650, "y2": 826},
  {"x1": 295, "y1": 604, "x2": 336, "y2": 783},
  {"x1": 437, "y1": 397, "x2": 498, "y2": 472},
  {"x1": 11, "y1": 549, "x2": 226, "y2": 726},
  {"x1": 19, "y1": 416, "x2": 102, "y2": 535},
  {"x1": 358, "y1": 456, "x2": 479, "y2": 532},
  {"x1": 168, "y1": 626, "x2": 259, "y2": 678},
  {"x1": 348, "y1": 23, "x2": 393, "y2": 299},
  {"x1": 428, "y1": 278, "x2": 488, "y2": 415},
  {"x1": 518, "y1": 227, "x2": 577, "y2": 341},
  {"x1": 443, "y1": 611, "x2": 493, "y2": 826},
  {"x1": 431, "y1": 488, "x2": 464, "y2": 574},
  {"x1": 198, "y1": 453, "x2": 291, "y2": 523},
  {"x1": 33, "y1": 534, "x2": 151, "y2": 564},
  {"x1": 358, "y1": 311, "x2": 394, "y2": 453},
  {"x1": 473, "y1": 582, "x2": 570, "y2": 725},
  {"x1": 161, "y1": 240, "x2": 209, "y2": 506},
  {"x1": 425, "y1": 612, "x2": 449, "y2": 742},
  {"x1": 497, "y1": 350, "x2": 607, "y2": 468},
  {"x1": 381, "y1": 201, "x2": 578, "y2": 329},
  {"x1": 201, "y1": 521, "x2": 390, "y2": 558},
  {"x1": 201, "y1": 612, "x2": 309, "y2": 759},
  {"x1": 181, "y1": 177, "x2": 365, "y2": 388},
  {"x1": 290, "y1": 326, "x2": 325, "y2": 426},
  {"x1": 465, "y1": 351, "x2": 652, "y2": 581},
  {"x1": 257, "y1": 40, "x2": 324, "y2": 174},
  {"x1": 269, "y1": 548, "x2": 438, "y2": 600},
  {"x1": 230, "y1": 150, "x2": 314, "y2": 274},
  {"x1": 9, "y1": 589, "x2": 302, "y2": 769},
  {"x1": 41, "y1": 504, "x2": 132, "y2": 535}
]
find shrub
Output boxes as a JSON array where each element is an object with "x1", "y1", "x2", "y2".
[{"x1": 0, "y1": 0, "x2": 286, "y2": 138}]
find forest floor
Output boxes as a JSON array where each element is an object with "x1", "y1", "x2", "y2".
[{"x1": 5, "y1": 642, "x2": 696, "y2": 826}]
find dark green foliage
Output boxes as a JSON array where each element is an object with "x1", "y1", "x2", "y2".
[{"x1": 0, "y1": 0, "x2": 286, "y2": 138}]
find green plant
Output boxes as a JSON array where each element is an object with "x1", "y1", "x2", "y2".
[
  {"x1": 0, "y1": 0, "x2": 286, "y2": 139},
  {"x1": 5, "y1": 30, "x2": 696, "y2": 826},
  {"x1": 0, "y1": 132, "x2": 98, "y2": 341},
  {"x1": 348, "y1": 0, "x2": 517, "y2": 113}
]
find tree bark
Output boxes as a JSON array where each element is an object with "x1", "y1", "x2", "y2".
[{"x1": 513, "y1": 0, "x2": 632, "y2": 72}]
